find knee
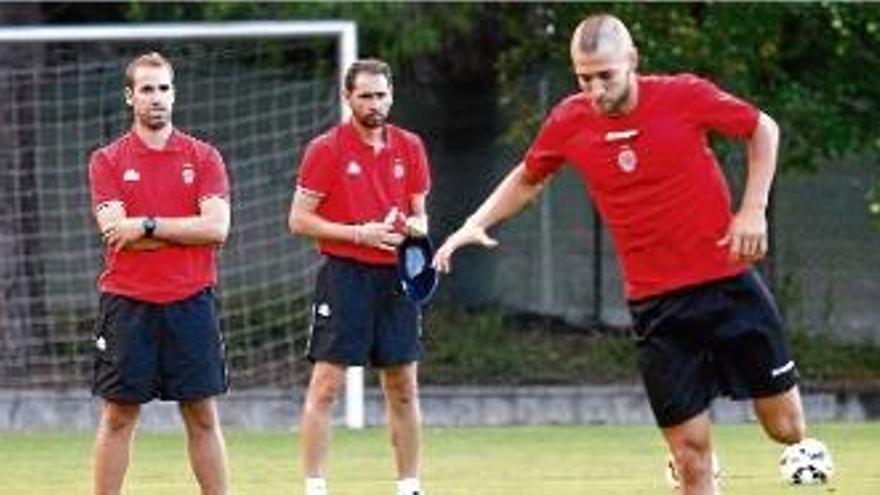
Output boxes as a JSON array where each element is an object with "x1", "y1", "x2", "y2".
[
  {"x1": 99, "y1": 403, "x2": 140, "y2": 434},
  {"x1": 383, "y1": 379, "x2": 418, "y2": 411},
  {"x1": 305, "y1": 380, "x2": 342, "y2": 414},
  {"x1": 180, "y1": 400, "x2": 220, "y2": 433},
  {"x1": 764, "y1": 413, "x2": 806, "y2": 445},
  {"x1": 670, "y1": 440, "x2": 713, "y2": 484}
]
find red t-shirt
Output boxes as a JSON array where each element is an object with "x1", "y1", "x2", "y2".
[
  {"x1": 89, "y1": 129, "x2": 230, "y2": 303},
  {"x1": 296, "y1": 122, "x2": 431, "y2": 265},
  {"x1": 524, "y1": 74, "x2": 759, "y2": 300}
]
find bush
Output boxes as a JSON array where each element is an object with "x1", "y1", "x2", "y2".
[{"x1": 420, "y1": 305, "x2": 880, "y2": 386}]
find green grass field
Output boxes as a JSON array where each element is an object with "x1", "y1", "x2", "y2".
[{"x1": 2, "y1": 423, "x2": 878, "y2": 494}]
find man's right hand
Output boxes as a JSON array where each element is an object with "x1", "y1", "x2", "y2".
[
  {"x1": 432, "y1": 222, "x2": 498, "y2": 273},
  {"x1": 354, "y1": 221, "x2": 405, "y2": 251}
]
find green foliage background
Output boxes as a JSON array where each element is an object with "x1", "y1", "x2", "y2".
[{"x1": 125, "y1": 2, "x2": 880, "y2": 220}]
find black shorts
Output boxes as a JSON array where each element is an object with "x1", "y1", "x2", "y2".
[
  {"x1": 92, "y1": 288, "x2": 228, "y2": 403},
  {"x1": 306, "y1": 256, "x2": 423, "y2": 367},
  {"x1": 629, "y1": 270, "x2": 798, "y2": 428}
]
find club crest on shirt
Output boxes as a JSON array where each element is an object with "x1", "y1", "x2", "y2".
[
  {"x1": 393, "y1": 158, "x2": 405, "y2": 179},
  {"x1": 617, "y1": 146, "x2": 637, "y2": 173},
  {"x1": 346, "y1": 161, "x2": 362, "y2": 176},
  {"x1": 122, "y1": 168, "x2": 140, "y2": 182},
  {"x1": 181, "y1": 164, "x2": 195, "y2": 185}
]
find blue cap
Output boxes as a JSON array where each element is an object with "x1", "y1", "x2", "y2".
[{"x1": 397, "y1": 236, "x2": 439, "y2": 305}]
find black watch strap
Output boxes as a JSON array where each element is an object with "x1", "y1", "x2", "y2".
[{"x1": 143, "y1": 217, "x2": 157, "y2": 238}]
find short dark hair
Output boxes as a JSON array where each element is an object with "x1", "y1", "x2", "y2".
[
  {"x1": 125, "y1": 51, "x2": 174, "y2": 89},
  {"x1": 344, "y1": 58, "x2": 392, "y2": 92}
]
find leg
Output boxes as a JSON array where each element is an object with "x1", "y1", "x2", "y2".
[
  {"x1": 379, "y1": 363, "x2": 422, "y2": 480},
  {"x1": 93, "y1": 400, "x2": 140, "y2": 495},
  {"x1": 754, "y1": 385, "x2": 806, "y2": 445},
  {"x1": 661, "y1": 411, "x2": 716, "y2": 495},
  {"x1": 179, "y1": 398, "x2": 229, "y2": 495},
  {"x1": 301, "y1": 361, "x2": 346, "y2": 478}
]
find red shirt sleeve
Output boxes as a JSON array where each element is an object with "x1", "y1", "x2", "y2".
[
  {"x1": 681, "y1": 74, "x2": 759, "y2": 138},
  {"x1": 88, "y1": 149, "x2": 120, "y2": 211},
  {"x1": 198, "y1": 145, "x2": 230, "y2": 201},
  {"x1": 296, "y1": 137, "x2": 336, "y2": 197},
  {"x1": 523, "y1": 105, "x2": 569, "y2": 184},
  {"x1": 406, "y1": 134, "x2": 431, "y2": 196}
]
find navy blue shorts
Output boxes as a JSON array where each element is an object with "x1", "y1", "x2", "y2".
[
  {"x1": 628, "y1": 270, "x2": 798, "y2": 428},
  {"x1": 92, "y1": 288, "x2": 228, "y2": 403},
  {"x1": 306, "y1": 256, "x2": 423, "y2": 367}
]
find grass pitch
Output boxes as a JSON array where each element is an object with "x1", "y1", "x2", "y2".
[{"x1": 1, "y1": 422, "x2": 878, "y2": 494}]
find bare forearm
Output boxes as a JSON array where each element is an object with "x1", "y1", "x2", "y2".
[
  {"x1": 741, "y1": 112, "x2": 779, "y2": 211},
  {"x1": 289, "y1": 208, "x2": 357, "y2": 244},
  {"x1": 124, "y1": 238, "x2": 168, "y2": 251},
  {"x1": 466, "y1": 163, "x2": 546, "y2": 229},
  {"x1": 151, "y1": 215, "x2": 229, "y2": 246}
]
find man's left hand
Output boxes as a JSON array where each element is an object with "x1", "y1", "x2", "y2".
[{"x1": 718, "y1": 206, "x2": 768, "y2": 263}]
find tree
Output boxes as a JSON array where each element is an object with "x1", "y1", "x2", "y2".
[{"x1": 120, "y1": 2, "x2": 880, "y2": 222}]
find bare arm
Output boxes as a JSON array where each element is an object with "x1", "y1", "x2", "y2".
[
  {"x1": 433, "y1": 162, "x2": 548, "y2": 272},
  {"x1": 719, "y1": 111, "x2": 779, "y2": 262},
  {"x1": 287, "y1": 188, "x2": 403, "y2": 251},
  {"x1": 95, "y1": 201, "x2": 166, "y2": 251},
  {"x1": 404, "y1": 193, "x2": 429, "y2": 237},
  {"x1": 98, "y1": 196, "x2": 230, "y2": 251}
]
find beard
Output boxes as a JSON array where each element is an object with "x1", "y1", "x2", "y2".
[
  {"x1": 594, "y1": 70, "x2": 634, "y2": 116},
  {"x1": 355, "y1": 111, "x2": 387, "y2": 129},
  {"x1": 596, "y1": 84, "x2": 631, "y2": 115}
]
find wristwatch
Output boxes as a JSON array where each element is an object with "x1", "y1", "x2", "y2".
[{"x1": 142, "y1": 216, "x2": 157, "y2": 238}]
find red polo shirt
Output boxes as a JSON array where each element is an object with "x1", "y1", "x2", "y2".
[
  {"x1": 296, "y1": 122, "x2": 431, "y2": 265},
  {"x1": 88, "y1": 129, "x2": 229, "y2": 303},
  {"x1": 524, "y1": 74, "x2": 758, "y2": 300}
]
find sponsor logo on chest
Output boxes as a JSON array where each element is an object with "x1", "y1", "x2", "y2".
[{"x1": 604, "y1": 129, "x2": 639, "y2": 174}]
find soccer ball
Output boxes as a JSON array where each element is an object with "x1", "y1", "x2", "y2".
[
  {"x1": 779, "y1": 438, "x2": 833, "y2": 485},
  {"x1": 665, "y1": 451, "x2": 721, "y2": 489}
]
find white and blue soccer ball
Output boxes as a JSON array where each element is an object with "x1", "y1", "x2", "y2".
[
  {"x1": 779, "y1": 438, "x2": 833, "y2": 485},
  {"x1": 665, "y1": 451, "x2": 721, "y2": 489}
]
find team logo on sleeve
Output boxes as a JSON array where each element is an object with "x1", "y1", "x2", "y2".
[
  {"x1": 346, "y1": 161, "x2": 362, "y2": 176},
  {"x1": 181, "y1": 163, "x2": 196, "y2": 185},
  {"x1": 393, "y1": 158, "x2": 405, "y2": 179},
  {"x1": 617, "y1": 145, "x2": 638, "y2": 173}
]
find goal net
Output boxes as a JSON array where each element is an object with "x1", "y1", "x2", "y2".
[{"x1": 0, "y1": 22, "x2": 355, "y2": 390}]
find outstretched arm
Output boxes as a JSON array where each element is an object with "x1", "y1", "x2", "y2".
[
  {"x1": 433, "y1": 162, "x2": 548, "y2": 273},
  {"x1": 718, "y1": 111, "x2": 779, "y2": 263}
]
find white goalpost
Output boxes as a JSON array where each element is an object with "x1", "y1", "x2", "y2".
[{"x1": 0, "y1": 21, "x2": 367, "y2": 429}]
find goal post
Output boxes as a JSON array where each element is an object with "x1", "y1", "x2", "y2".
[{"x1": 0, "y1": 21, "x2": 367, "y2": 429}]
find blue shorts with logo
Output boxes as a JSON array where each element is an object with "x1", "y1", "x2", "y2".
[
  {"x1": 92, "y1": 288, "x2": 228, "y2": 403},
  {"x1": 306, "y1": 256, "x2": 423, "y2": 367},
  {"x1": 628, "y1": 270, "x2": 798, "y2": 428}
]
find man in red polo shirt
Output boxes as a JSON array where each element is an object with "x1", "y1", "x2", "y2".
[
  {"x1": 434, "y1": 14, "x2": 828, "y2": 494},
  {"x1": 88, "y1": 52, "x2": 230, "y2": 495},
  {"x1": 288, "y1": 58, "x2": 431, "y2": 495}
]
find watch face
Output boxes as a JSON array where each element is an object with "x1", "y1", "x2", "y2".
[{"x1": 143, "y1": 217, "x2": 157, "y2": 237}]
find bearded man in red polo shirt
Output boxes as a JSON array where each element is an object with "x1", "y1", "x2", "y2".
[
  {"x1": 289, "y1": 59, "x2": 431, "y2": 495},
  {"x1": 434, "y1": 14, "x2": 829, "y2": 495},
  {"x1": 88, "y1": 52, "x2": 230, "y2": 495}
]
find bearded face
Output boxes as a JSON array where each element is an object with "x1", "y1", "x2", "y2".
[{"x1": 346, "y1": 73, "x2": 393, "y2": 130}]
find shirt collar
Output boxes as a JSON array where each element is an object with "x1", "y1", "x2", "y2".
[
  {"x1": 340, "y1": 120, "x2": 394, "y2": 152},
  {"x1": 128, "y1": 128, "x2": 185, "y2": 154}
]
